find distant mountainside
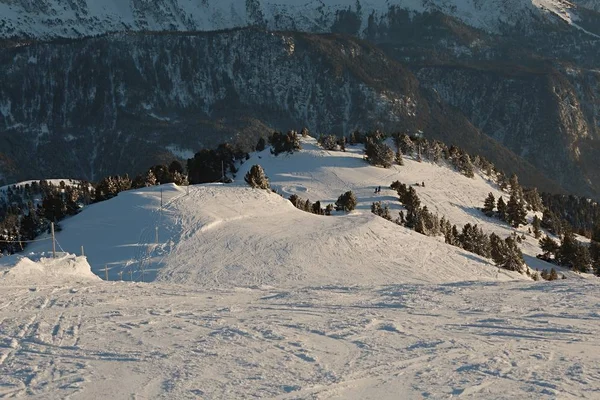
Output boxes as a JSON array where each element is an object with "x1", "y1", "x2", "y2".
[
  {"x1": 1, "y1": 0, "x2": 600, "y2": 198},
  {"x1": 0, "y1": 0, "x2": 595, "y2": 40},
  {"x1": 0, "y1": 29, "x2": 560, "y2": 193}
]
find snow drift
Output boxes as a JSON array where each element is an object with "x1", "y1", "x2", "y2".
[{"x1": 0, "y1": 253, "x2": 100, "y2": 284}]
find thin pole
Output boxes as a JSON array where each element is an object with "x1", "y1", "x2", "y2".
[
  {"x1": 81, "y1": 245, "x2": 85, "y2": 257},
  {"x1": 160, "y1": 188, "x2": 163, "y2": 208},
  {"x1": 118, "y1": 270, "x2": 123, "y2": 281},
  {"x1": 155, "y1": 226, "x2": 159, "y2": 244},
  {"x1": 51, "y1": 222, "x2": 56, "y2": 258},
  {"x1": 129, "y1": 269, "x2": 133, "y2": 281},
  {"x1": 104, "y1": 265, "x2": 108, "y2": 281},
  {"x1": 221, "y1": 160, "x2": 225, "y2": 183}
]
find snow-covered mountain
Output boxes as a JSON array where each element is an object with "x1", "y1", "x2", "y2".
[
  {"x1": 0, "y1": 0, "x2": 591, "y2": 39},
  {"x1": 26, "y1": 137, "x2": 563, "y2": 285}
]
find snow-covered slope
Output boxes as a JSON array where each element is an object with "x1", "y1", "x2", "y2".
[
  {"x1": 3, "y1": 138, "x2": 600, "y2": 399},
  {"x1": 27, "y1": 137, "x2": 563, "y2": 287},
  {"x1": 0, "y1": 0, "x2": 586, "y2": 39}
]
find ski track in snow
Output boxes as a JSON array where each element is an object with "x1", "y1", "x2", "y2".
[{"x1": 0, "y1": 280, "x2": 599, "y2": 399}]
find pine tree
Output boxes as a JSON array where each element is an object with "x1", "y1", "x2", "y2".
[
  {"x1": 506, "y1": 193, "x2": 527, "y2": 227},
  {"x1": 335, "y1": 191, "x2": 357, "y2": 212},
  {"x1": 539, "y1": 235, "x2": 559, "y2": 259},
  {"x1": 256, "y1": 137, "x2": 266, "y2": 152},
  {"x1": 558, "y1": 230, "x2": 579, "y2": 268},
  {"x1": 365, "y1": 141, "x2": 394, "y2": 168},
  {"x1": 497, "y1": 196, "x2": 507, "y2": 222},
  {"x1": 532, "y1": 215, "x2": 542, "y2": 239},
  {"x1": 245, "y1": 165, "x2": 270, "y2": 189},
  {"x1": 395, "y1": 150, "x2": 404, "y2": 166},
  {"x1": 482, "y1": 193, "x2": 496, "y2": 217},
  {"x1": 573, "y1": 245, "x2": 592, "y2": 273}
]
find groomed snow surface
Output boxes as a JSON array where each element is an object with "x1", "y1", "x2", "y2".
[{"x1": 2, "y1": 137, "x2": 599, "y2": 398}]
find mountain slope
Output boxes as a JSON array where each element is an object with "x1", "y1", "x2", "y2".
[
  {"x1": 27, "y1": 137, "x2": 563, "y2": 286},
  {"x1": 0, "y1": 29, "x2": 560, "y2": 194},
  {"x1": 0, "y1": 0, "x2": 591, "y2": 39}
]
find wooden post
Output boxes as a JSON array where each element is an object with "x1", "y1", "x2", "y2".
[
  {"x1": 104, "y1": 265, "x2": 108, "y2": 281},
  {"x1": 51, "y1": 222, "x2": 56, "y2": 258}
]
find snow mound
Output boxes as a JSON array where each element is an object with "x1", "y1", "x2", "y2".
[{"x1": 0, "y1": 253, "x2": 101, "y2": 284}]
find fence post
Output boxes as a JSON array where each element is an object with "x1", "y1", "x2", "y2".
[
  {"x1": 51, "y1": 222, "x2": 56, "y2": 258},
  {"x1": 105, "y1": 265, "x2": 108, "y2": 281}
]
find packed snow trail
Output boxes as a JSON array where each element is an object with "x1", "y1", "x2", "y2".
[{"x1": 0, "y1": 277, "x2": 599, "y2": 399}]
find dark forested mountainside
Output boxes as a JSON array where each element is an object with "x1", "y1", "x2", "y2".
[
  {"x1": 1, "y1": 2, "x2": 600, "y2": 198},
  {"x1": 0, "y1": 29, "x2": 559, "y2": 194}
]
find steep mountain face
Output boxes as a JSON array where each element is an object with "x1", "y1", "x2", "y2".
[
  {"x1": 0, "y1": 29, "x2": 558, "y2": 192},
  {"x1": 415, "y1": 65, "x2": 599, "y2": 198},
  {"x1": 0, "y1": 0, "x2": 594, "y2": 40}
]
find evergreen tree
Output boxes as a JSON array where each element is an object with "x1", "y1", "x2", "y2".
[
  {"x1": 256, "y1": 137, "x2": 266, "y2": 152},
  {"x1": 395, "y1": 150, "x2": 404, "y2": 166},
  {"x1": 482, "y1": 193, "x2": 496, "y2": 217},
  {"x1": 532, "y1": 215, "x2": 542, "y2": 239},
  {"x1": 573, "y1": 245, "x2": 592, "y2": 273},
  {"x1": 506, "y1": 193, "x2": 527, "y2": 227},
  {"x1": 318, "y1": 135, "x2": 338, "y2": 151},
  {"x1": 364, "y1": 141, "x2": 394, "y2": 168},
  {"x1": 558, "y1": 230, "x2": 579, "y2": 268},
  {"x1": 312, "y1": 201, "x2": 323, "y2": 215},
  {"x1": 371, "y1": 202, "x2": 392, "y2": 221},
  {"x1": 335, "y1": 191, "x2": 357, "y2": 212},
  {"x1": 245, "y1": 165, "x2": 270, "y2": 189},
  {"x1": 497, "y1": 197, "x2": 507, "y2": 222},
  {"x1": 523, "y1": 187, "x2": 544, "y2": 212},
  {"x1": 539, "y1": 235, "x2": 560, "y2": 259}
]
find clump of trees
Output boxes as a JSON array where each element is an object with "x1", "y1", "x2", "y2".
[
  {"x1": 289, "y1": 195, "x2": 332, "y2": 215},
  {"x1": 245, "y1": 165, "x2": 270, "y2": 189},
  {"x1": 269, "y1": 130, "x2": 301, "y2": 156},
  {"x1": 336, "y1": 191, "x2": 358, "y2": 212},
  {"x1": 364, "y1": 140, "x2": 394, "y2": 168},
  {"x1": 536, "y1": 230, "x2": 594, "y2": 274},
  {"x1": 187, "y1": 143, "x2": 247, "y2": 184}
]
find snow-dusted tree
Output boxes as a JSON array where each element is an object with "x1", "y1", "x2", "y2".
[
  {"x1": 371, "y1": 201, "x2": 392, "y2": 221},
  {"x1": 300, "y1": 127, "x2": 310, "y2": 137},
  {"x1": 506, "y1": 193, "x2": 527, "y2": 227},
  {"x1": 523, "y1": 187, "x2": 544, "y2": 212},
  {"x1": 245, "y1": 165, "x2": 270, "y2": 189},
  {"x1": 335, "y1": 191, "x2": 357, "y2": 212},
  {"x1": 318, "y1": 135, "x2": 338, "y2": 151},
  {"x1": 482, "y1": 193, "x2": 496, "y2": 217},
  {"x1": 395, "y1": 150, "x2": 404, "y2": 166},
  {"x1": 539, "y1": 235, "x2": 559, "y2": 259},
  {"x1": 364, "y1": 141, "x2": 394, "y2": 168}
]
